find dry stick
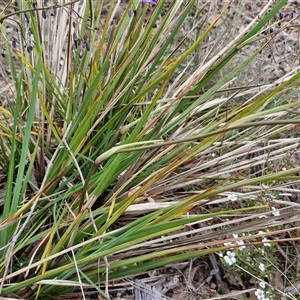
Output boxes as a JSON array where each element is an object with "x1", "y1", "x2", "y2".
[
  {"x1": 134, "y1": 279, "x2": 165, "y2": 300},
  {"x1": 207, "y1": 253, "x2": 230, "y2": 294},
  {"x1": 198, "y1": 222, "x2": 230, "y2": 294}
]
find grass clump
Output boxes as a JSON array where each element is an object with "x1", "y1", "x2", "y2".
[{"x1": 0, "y1": 0, "x2": 300, "y2": 299}]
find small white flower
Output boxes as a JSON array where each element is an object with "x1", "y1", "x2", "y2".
[
  {"x1": 237, "y1": 239, "x2": 245, "y2": 250},
  {"x1": 224, "y1": 241, "x2": 234, "y2": 247},
  {"x1": 259, "y1": 280, "x2": 266, "y2": 289},
  {"x1": 259, "y1": 230, "x2": 271, "y2": 245},
  {"x1": 231, "y1": 234, "x2": 245, "y2": 250},
  {"x1": 227, "y1": 193, "x2": 238, "y2": 201},
  {"x1": 217, "y1": 252, "x2": 223, "y2": 257},
  {"x1": 224, "y1": 251, "x2": 236, "y2": 266},
  {"x1": 271, "y1": 207, "x2": 280, "y2": 216},
  {"x1": 262, "y1": 237, "x2": 271, "y2": 247},
  {"x1": 255, "y1": 288, "x2": 265, "y2": 300},
  {"x1": 282, "y1": 167, "x2": 286, "y2": 171},
  {"x1": 259, "y1": 263, "x2": 265, "y2": 272}
]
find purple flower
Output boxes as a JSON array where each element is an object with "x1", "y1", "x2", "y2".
[
  {"x1": 128, "y1": 8, "x2": 136, "y2": 17},
  {"x1": 139, "y1": 0, "x2": 157, "y2": 5},
  {"x1": 24, "y1": 12, "x2": 30, "y2": 24},
  {"x1": 290, "y1": 10, "x2": 297, "y2": 19},
  {"x1": 12, "y1": 39, "x2": 17, "y2": 48},
  {"x1": 27, "y1": 45, "x2": 33, "y2": 53}
]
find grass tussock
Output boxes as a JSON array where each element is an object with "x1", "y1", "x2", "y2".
[{"x1": 0, "y1": 0, "x2": 300, "y2": 299}]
